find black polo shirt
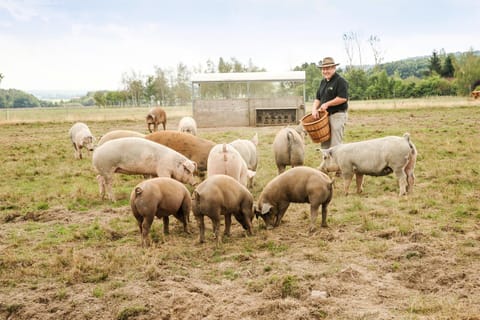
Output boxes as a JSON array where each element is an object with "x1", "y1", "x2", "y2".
[{"x1": 315, "y1": 72, "x2": 349, "y2": 114}]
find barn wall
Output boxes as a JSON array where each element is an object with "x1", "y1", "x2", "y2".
[
  {"x1": 193, "y1": 96, "x2": 305, "y2": 128},
  {"x1": 194, "y1": 99, "x2": 249, "y2": 128}
]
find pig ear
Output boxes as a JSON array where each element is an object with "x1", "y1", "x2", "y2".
[
  {"x1": 183, "y1": 160, "x2": 197, "y2": 173},
  {"x1": 251, "y1": 132, "x2": 258, "y2": 146},
  {"x1": 261, "y1": 203, "x2": 272, "y2": 215}
]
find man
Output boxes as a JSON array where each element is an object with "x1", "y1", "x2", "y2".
[{"x1": 311, "y1": 57, "x2": 349, "y2": 148}]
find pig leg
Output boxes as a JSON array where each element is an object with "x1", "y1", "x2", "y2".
[
  {"x1": 320, "y1": 202, "x2": 329, "y2": 228},
  {"x1": 104, "y1": 175, "x2": 115, "y2": 202},
  {"x1": 174, "y1": 208, "x2": 190, "y2": 234},
  {"x1": 277, "y1": 164, "x2": 286, "y2": 175},
  {"x1": 342, "y1": 173, "x2": 354, "y2": 195},
  {"x1": 141, "y1": 216, "x2": 154, "y2": 248},
  {"x1": 406, "y1": 171, "x2": 415, "y2": 193},
  {"x1": 308, "y1": 203, "x2": 322, "y2": 233},
  {"x1": 163, "y1": 216, "x2": 170, "y2": 235},
  {"x1": 131, "y1": 206, "x2": 144, "y2": 246},
  {"x1": 405, "y1": 159, "x2": 415, "y2": 193},
  {"x1": 224, "y1": 213, "x2": 232, "y2": 237},
  {"x1": 210, "y1": 209, "x2": 222, "y2": 245},
  {"x1": 274, "y1": 202, "x2": 290, "y2": 227},
  {"x1": 73, "y1": 143, "x2": 81, "y2": 159},
  {"x1": 394, "y1": 167, "x2": 408, "y2": 196},
  {"x1": 196, "y1": 215, "x2": 206, "y2": 243},
  {"x1": 96, "y1": 175, "x2": 106, "y2": 199},
  {"x1": 355, "y1": 173, "x2": 364, "y2": 194},
  {"x1": 242, "y1": 210, "x2": 253, "y2": 236}
]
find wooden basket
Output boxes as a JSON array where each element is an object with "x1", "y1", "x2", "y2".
[{"x1": 301, "y1": 111, "x2": 330, "y2": 143}]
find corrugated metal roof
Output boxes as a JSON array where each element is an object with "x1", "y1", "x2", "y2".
[{"x1": 191, "y1": 71, "x2": 305, "y2": 83}]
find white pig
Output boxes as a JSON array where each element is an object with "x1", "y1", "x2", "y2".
[
  {"x1": 69, "y1": 122, "x2": 96, "y2": 159},
  {"x1": 319, "y1": 133, "x2": 417, "y2": 196},
  {"x1": 93, "y1": 137, "x2": 197, "y2": 201},
  {"x1": 207, "y1": 143, "x2": 255, "y2": 188},
  {"x1": 229, "y1": 133, "x2": 259, "y2": 188},
  {"x1": 178, "y1": 116, "x2": 198, "y2": 136}
]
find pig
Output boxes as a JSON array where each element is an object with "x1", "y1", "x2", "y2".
[
  {"x1": 272, "y1": 126, "x2": 305, "y2": 174},
  {"x1": 207, "y1": 143, "x2": 255, "y2": 188},
  {"x1": 192, "y1": 174, "x2": 254, "y2": 245},
  {"x1": 178, "y1": 116, "x2": 198, "y2": 136},
  {"x1": 146, "y1": 107, "x2": 167, "y2": 132},
  {"x1": 318, "y1": 133, "x2": 417, "y2": 196},
  {"x1": 145, "y1": 130, "x2": 215, "y2": 174},
  {"x1": 255, "y1": 166, "x2": 333, "y2": 233},
  {"x1": 69, "y1": 122, "x2": 96, "y2": 159},
  {"x1": 130, "y1": 177, "x2": 191, "y2": 247},
  {"x1": 97, "y1": 129, "x2": 145, "y2": 146},
  {"x1": 92, "y1": 137, "x2": 197, "y2": 201},
  {"x1": 229, "y1": 133, "x2": 259, "y2": 188}
]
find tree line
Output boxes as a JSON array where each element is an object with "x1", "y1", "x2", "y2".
[
  {"x1": 85, "y1": 49, "x2": 480, "y2": 107},
  {"x1": 1, "y1": 50, "x2": 479, "y2": 109}
]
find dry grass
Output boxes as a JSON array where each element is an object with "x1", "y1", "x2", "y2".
[{"x1": 0, "y1": 98, "x2": 479, "y2": 319}]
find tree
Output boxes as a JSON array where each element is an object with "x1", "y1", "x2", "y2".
[
  {"x1": 294, "y1": 62, "x2": 322, "y2": 101},
  {"x1": 173, "y1": 63, "x2": 191, "y2": 105},
  {"x1": 453, "y1": 49, "x2": 480, "y2": 95},
  {"x1": 441, "y1": 54, "x2": 455, "y2": 78},
  {"x1": 428, "y1": 50, "x2": 442, "y2": 76},
  {"x1": 93, "y1": 91, "x2": 107, "y2": 107},
  {"x1": 344, "y1": 68, "x2": 368, "y2": 100},
  {"x1": 122, "y1": 71, "x2": 145, "y2": 106},
  {"x1": 343, "y1": 31, "x2": 356, "y2": 68},
  {"x1": 0, "y1": 73, "x2": 3, "y2": 86},
  {"x1": 368, "y1": 35, "x2": 384, "y2": 67}
]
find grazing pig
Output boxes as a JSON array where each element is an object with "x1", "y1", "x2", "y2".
[
  {"x1": 255, "y1": 166, "x2": 333, "y2": 232},
  {"x1": 207, "y1": 143, "x2": 255, "y2": 188},
  {"x1": 178, "y1": 116, "x2": 198, "y2": 136},
  {"x1": 130, "y1": 177, "x2": 191, "y2": 247},
  {"x1": 69, "y1": 122, "x2": 96, "y2": 159},
  {"x1": 272, "y1": 126, "x2": 305, "y2": 174},
  {"x1": 145, "y1": 130, "x2": 215, "y2": 174},
  {"x1": 318, "y1": 133, "x2": 417, "y2": 196},
  {"x1": 192, "y1": 174, "x2": 254, "y2": 245},
  {"x1": 97, "y1": 129, "x2": 145, "y2": 146},
  {"x1": 229, "y1": 133, "x2": 259, "y2": 188},
  {"x1": 93, "y1": 137, "x2": 197, "y2": 201},
  {"x1": 146, "y1": 107, "x2": 167, "y2": 132}
]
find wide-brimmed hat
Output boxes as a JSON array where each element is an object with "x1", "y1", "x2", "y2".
[{"x1": 317, "y1": 57, "x2": 340, "y2": 68}]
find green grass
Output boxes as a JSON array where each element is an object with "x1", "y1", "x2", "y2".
[{"x1": 0, "y1": 102, "x2": 479, "y2": 319}]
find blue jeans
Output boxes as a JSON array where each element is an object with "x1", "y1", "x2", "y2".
[{"x1": 321, "y1": 112, "x2": 347, "y2": 149}]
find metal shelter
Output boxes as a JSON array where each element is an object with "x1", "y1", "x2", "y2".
[{"x1": 191, "y1": 71, "x2": 306, "y2": 127}]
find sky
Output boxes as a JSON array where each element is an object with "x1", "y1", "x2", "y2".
[{"x1": 0, "y1": 0, "x2": 478, "y2": 93}]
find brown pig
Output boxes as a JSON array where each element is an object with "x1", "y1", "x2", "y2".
[
  {"x1": 146, "y1": 107, "x2": 167, "y2": 132},
  {"x1": 255, "y1": 166, "x2": 333, "y2": 233},
  {"x1": 272, "y1": 126, "x2": 305, "y2": 174},
  {"x1": 145, "y1": 130, "x2": 215, "y2": 174},
  {"x1": 130, "y1": 177, "x2": 191, "y2": 247},
  {"x1": 192, "y1": 174, "x2": 254, "y2": 245}
]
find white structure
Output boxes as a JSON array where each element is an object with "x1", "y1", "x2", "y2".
[{"x1": 191, "y1": 71, "x2": 306, "y2": 128}]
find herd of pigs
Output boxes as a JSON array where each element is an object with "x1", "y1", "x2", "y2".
[{"x1": 68, "y1": 107, "x2": 418, "y2": 246}]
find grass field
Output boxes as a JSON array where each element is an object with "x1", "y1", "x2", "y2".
[{"x1": 0, "y1": 99, "x2": 479, "y2": 319}]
